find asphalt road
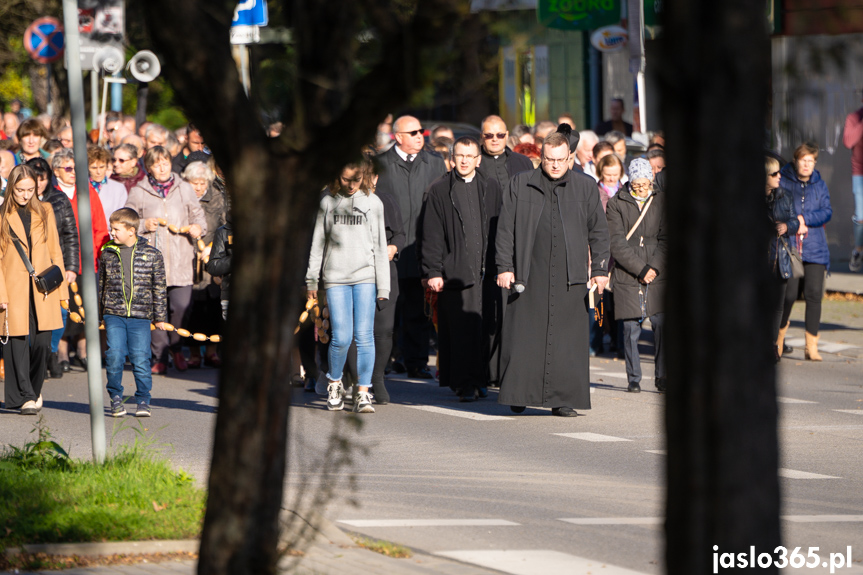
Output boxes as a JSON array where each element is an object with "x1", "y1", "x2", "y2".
[{"x1": 1, "y1": 331, "x2": 862, "y2": 575}]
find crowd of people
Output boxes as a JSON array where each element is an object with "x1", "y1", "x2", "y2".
[
  {"x1": 0, "y1": 110, "x2": 229, "y2": 416},
  {"x1": 0, "y1": 98, "x2": 838, "y2": 418}
]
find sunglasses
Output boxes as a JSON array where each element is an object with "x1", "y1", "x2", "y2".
[
  {"x1": 59, "y1": 166, "x2": 75, "y2": 173},
  {"x1": 398, "y1": 129, "x2": 424, "y2": 137},
  {"x1": 113, "y1": 157, "x2": 132, "y2": 163},
  {"x1": 483, "y1": 132, "x2": 507, "y2": 140},
  {"x1": 768, "y1": 170, "x2": 780, "y2": 177}
]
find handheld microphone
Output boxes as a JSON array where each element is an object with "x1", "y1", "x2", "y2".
[{"x1": 512, "y1": 281, "x2": 525, "y2": 294}]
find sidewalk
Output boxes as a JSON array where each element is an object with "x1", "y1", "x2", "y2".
[
  {"x1": 786, "y1": 274, "x2": 863, "y2": 359},
  {"x1": 2, "y1": 513, "x2": 501, "y2": 575},
  {"x1": 826, "y1": 270, "x2": 863, "y2": 296}
]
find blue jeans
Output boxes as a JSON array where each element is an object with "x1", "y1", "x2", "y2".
[
  {"x1": 51, "y1": 307, "x2": 68, "y2": 354},
  {"x1": 853, "y1": 175, "x2": 863, "y2": 248},
  {"x1": 104, "y1": 315, "x2": 153, "y2": 404},
  {"x1": 325, "y1": 283, "x2": 376, "y2": 388}
]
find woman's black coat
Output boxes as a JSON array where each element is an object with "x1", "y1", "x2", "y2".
[
  {"x1": 766, "y1": 187, "x2": 799, "y2": 280},
  {"x1": 606, "y1": 184, "x2": 667, "y2": 320}
]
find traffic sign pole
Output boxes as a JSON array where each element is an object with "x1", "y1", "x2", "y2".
[{"x1": 61, "y1": 0, "x2": 106, "y2": 465}]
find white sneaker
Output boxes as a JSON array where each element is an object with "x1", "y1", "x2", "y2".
[
  {"x1": 35, "y1": 394, "x2": 43, "y2": 410},
  {"x1": 353, "y1": 391, "x2": 375, "y2": 413},
  {"x1": 20, "y1": 400, "x2": 38, "y2": 415},
  {"x1": 850, "y1": 250, "x2": 863, "y2": 273},
  {"x1": 326, "y1": 381, "x2": 344, "y2": 411}
]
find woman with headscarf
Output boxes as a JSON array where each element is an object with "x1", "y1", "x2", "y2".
[{"x1": 605, "y1": 158, "x2": 667, "y2": 393}]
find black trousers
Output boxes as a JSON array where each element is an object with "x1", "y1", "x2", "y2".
[
  {"x1": 438, "y1": 284, "x2": 486, "y2": 395},
  {"x1": 781, "y1": 263, "x2": 826, "y2": 335},
  {"x1": 4, "y1": 294, "x2": 51, "y2": 410},
  {"x1": 346, "y1": 297, "x2": 397, "y2": 400},
  {"x1": 771, "y1": 276, "x2": 787, "y2": 343},
  {"x1": 152, "y1": 285, "x2": 193, "y2": 363},
  {"x1": 396, "y1": 278, "x2": 429, "y2": 370}
]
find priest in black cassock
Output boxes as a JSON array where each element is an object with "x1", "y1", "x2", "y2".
[
  {"x1": 420, "y1": 137, "x2": 503, "y2": 401},
  {"x1": 495, "y1": 132, "x2": 610, "y2": 416},
  {"x1": 476, "y1": 115, "x2": 534, "y2": 192}
]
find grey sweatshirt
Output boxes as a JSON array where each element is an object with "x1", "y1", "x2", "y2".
[{"x1": 305, "y1": 190, "x2": 390, "y2": 299}]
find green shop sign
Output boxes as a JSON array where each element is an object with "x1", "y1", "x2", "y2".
[{"x1": 537, "y1": 0, "x2": 621, "y2": 31}]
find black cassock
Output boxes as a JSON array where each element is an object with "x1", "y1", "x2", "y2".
[{"x1": 497, "y1": 174, "x2": 592, "y2": 409}]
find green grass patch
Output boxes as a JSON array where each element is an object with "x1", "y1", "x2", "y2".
[
  {"x1": 352, "y1": 536, "x2": 413, "y2": 558},
  {"x1": 0, "y1": 419, "x2": 205, "y2": 555}
]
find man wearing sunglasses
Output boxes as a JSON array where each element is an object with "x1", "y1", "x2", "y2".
[
  {"x1": 495, "y1": 132, "x2": 610, "y2": 417},
  {"x1": 376, "y1": 115, "x2": 447, "y2": 379},
  {"x1": 476, "y1": 115, "x2": 533, "y2": 193}
]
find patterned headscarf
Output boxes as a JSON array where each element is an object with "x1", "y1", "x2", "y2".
[{"x1": 627, "y1": 158, "x2": 654, "y2": 183}]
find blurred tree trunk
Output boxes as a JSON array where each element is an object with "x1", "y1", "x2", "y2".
[
  {"x1": 659, "y1": 1, "x2": 781, "y2": 573},
  {"x1": 136, "y1": 1, "x2": 461, "y2": 574}
]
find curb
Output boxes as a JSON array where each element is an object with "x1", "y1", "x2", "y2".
[{"x1": 4, "y1": 510, "x2": 354, "y2": 560}]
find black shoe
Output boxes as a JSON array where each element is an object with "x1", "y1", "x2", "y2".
[
  {"x1": 655, "y1": 377, "x2": 667, "y2": 393},
  {"x1": 407, "y1": 367, "x2": 434, "y2": 379},
  {"x1": 303, "y1": 376, "x2": 316, "y2": 393},
  {"x1": 48, "y1": 352, "x2": 63, "y2": 379},
  {"x1": 783, "y1": 343, "x2": 793, "y2": 355},
  {"x1": 372, "y1": 383, "x2": 390, "y2": 405},
  {"x1": 627, "y1": 382, "x2": 641, "y2": 393},
  {"x1": 60, "y1": 360, "x2": 71, "y2": 373},
  {"x1": 477, "y1": 387, "x2": 488, "y2": 399},
  {"x1": 390, "y1": 361, "x2": 406, "y2": 374},
  {"x1": 552, "y1": 407, "x2": 578, "y2": 417},
  {"x1": 510, "y1": 405, "x2": 526, "y2": 413},
  {"x1": 459, "y1": 389, "x2": 479, "y2": 403},
  {"x1": 77, "y1": 356, "x2": 88, "y2": 371}
]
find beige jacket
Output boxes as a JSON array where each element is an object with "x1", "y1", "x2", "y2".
[
  {"x1": 125, "y1": 174, "x2": 207, "y2": 287},
  {"x1": 0, "y1": 206, "x2": 69, "y2": 336}
]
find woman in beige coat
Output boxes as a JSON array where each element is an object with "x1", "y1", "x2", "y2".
[
  {"x1": 125, "y1": 146, "x2": 206, "y2": 374},
  {"x1": 0, "y1": 165, "x2": 69, "y2": 414}
]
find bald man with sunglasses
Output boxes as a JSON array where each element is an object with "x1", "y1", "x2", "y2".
[
  {"x1": 476, "y1": 115, "x2": 534, "y2": 192},
  {"x1": 375, "y1": 115, "x2": 447, "y2": 378}
]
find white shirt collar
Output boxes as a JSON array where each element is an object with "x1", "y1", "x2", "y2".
[
  {"x1": 395, "y1": 146, "x2": 412, "y2": 162},
  {"x1": 462, "y1": 174, "x2": 475, "y2": 183}
]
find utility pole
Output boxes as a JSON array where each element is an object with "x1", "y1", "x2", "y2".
[{"x1": 61, "y1": 0, "x2": 106, "y2": 465}]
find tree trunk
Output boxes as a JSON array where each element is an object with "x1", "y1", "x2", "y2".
[
  {"x1": 659, "y1": 1, "x2": 781, "y2": 573},
  {"x1": 136, "y1": 1, "x2": 461, "y2": 573}
]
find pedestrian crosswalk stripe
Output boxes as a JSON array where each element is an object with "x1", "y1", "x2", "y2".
[
  {"x1": 436, "y1": 550, "x2": 650, "y2": 575},
  {"x1": 783, "y1": 515, "x2": 863, "y2": 523},
  {"x1": 558, "y1": 517, "x2": 662, "y2": 525},
  {"x1": 833, "y1": 409, "x2": 863, "y2": 416},
  {"x1": 405, "y1": 405, "x2": 512, "y2": 421},
  {"x1": 554, "y1": 432, "x2": 632, "y2": 442},
  {"x1": 778, "y1": 468, "x2": 840, "y2": 479},
  {"x1": 777, "y1": 397, "x2": 818, "y2": 404},
  {"x1": 594, "y1": 372, "x2": 654, "y2": 380},
  {"x1": 385, "y1": 376, "x2": 439, "y2": 386},
  {"x1": 337, "y1": 519, "x2": 520, "y2": 527},
  {"x1": 785, "y1": 337, "x2": 859, "y2": 353},
  {"x1": 645, "y1": 450, "x2": 666, "y2": 455}
]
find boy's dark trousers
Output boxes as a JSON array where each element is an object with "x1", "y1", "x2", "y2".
[{"x1": 105, "y1": 315, "x2": 153, "y2": 405}]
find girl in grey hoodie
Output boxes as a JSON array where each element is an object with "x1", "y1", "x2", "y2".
[{"x1": 306, "y1": 163, "x2": 389, "y2": 413}]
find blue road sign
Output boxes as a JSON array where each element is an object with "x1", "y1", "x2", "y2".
[
  {"x1": 24, "y1": 17, "x2": 65, "y2": 64},
  {"x1": 232, "y1": 0, "x2": 268, "y2": 27}
]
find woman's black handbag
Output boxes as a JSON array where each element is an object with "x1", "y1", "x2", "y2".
[{"x1": 10, "y1": 231, "x2": 64, "y2": 296}]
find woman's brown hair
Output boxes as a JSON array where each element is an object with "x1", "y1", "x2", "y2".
[
  {"x1": 330, "y1": 160, "x2": 372, "y2": 196},
  {"x1": 596, "y1": 152, "x2": 624, "y2": 178},
  {"x1": 0, "y1": 165, "x2": 50, "y2": 249}
]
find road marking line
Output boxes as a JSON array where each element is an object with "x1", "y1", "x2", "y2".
[
  {"x1": 645, "y1": 450, "x2": 666, "y2": 455},
  {"x1": 385, "y1": 376, "x2": 439, "y2": 386},
  {"x1": 778, "y1": 468, "x2": 840, "y2": 479},
  {"x1": 554, "y1": 432, "x2": 632, "y2": 442},
  {"x1": 833, "y1": 410, "x2": 863, "y2": 416},
  {"x1": 785, "y1": 338, "x2": 858, "y2": 353},
  {"x1": 337, "y1": 519, "x2": 519, "y2": 527},
  {"x1": 776, "y1": 397, "x2": 818, "y2": 404},
  {"x1": 594, "y1": 372, "x2": 654, "y2": 380},
  {"x1": 436, "y1": 550, "x2": 650, "y2": 575},
  {"x1": 783, "y1": 515, "x2": 863, "y2": 523},
  {"x1": 559, "y1": 517, "x2": 662, "y2": 525},
  {"x1": 404, "y1": 405, "x2": 512, "y2": 421}
]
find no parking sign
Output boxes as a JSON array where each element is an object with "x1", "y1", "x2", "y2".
[{"x1": 24, "y1": 17, "x2": 65, "y2": 64}]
